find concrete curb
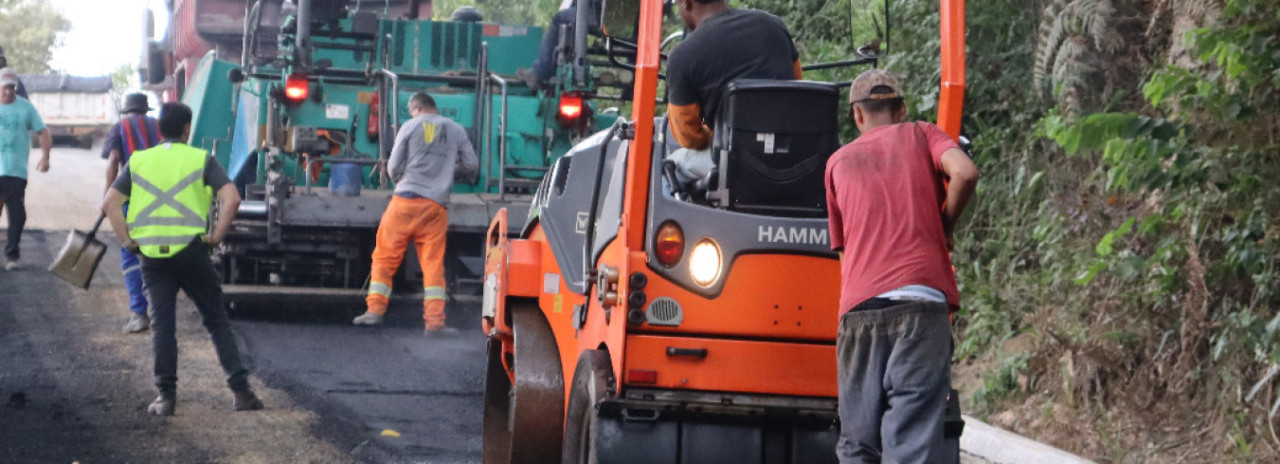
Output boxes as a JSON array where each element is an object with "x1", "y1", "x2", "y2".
[{"x1": 960, "y1": 415, "x2": 1096, "y2": 464}]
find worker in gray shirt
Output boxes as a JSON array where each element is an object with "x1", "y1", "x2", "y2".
[{"x1": 353, "y1": 92, "x2": 478, "y2": 335}]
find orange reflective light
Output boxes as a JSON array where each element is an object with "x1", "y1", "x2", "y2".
[
  {"x1": 628, "y1": 369, "x2": 658, "y2": 384},
  {"x1": 559, "y1": 94, "x2": 583, "y2": 119},
  {"x1": 655, "y1": 221, "x2": 683, "y2": 267},
  {"x1": 285, "y1": 74, "x2": 309, "y2": 101}
]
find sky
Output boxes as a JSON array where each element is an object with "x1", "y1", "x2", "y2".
[{"x1": 47, "y1": 0, "x2": 169, "y2": 80}]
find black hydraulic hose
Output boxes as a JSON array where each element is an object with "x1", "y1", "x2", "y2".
[
  {"x1": 583, "y1": 119, "x2": 625, "y2": 289},
  {"x1": 605, "y1": 38, "x2": 666, "y2": 80},
  {"x1": 801, "y1": 56, "x2": 877, "y2": 72}
]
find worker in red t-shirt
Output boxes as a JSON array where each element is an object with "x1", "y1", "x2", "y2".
[{"x1": 824, "y1": 69, "x2": 979, "y2": 464}]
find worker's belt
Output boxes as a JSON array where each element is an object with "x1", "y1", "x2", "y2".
[{"x1": 849, "y1": 297, "x2": 910, "y2": 313}]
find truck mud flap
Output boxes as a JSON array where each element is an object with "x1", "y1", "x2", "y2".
[{"x1": 593, "y1": 400, "x2": 839, "y2": 464}]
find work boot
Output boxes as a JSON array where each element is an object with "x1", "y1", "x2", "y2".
[
  {"x1": 516, "y1": 68, "x2": 541, "y2": 92},
  {"x1": 352, "y1": 311, "x2": 384, "y2": 326},
  {"x1": 424, "y1": 326, "x2": 459, "y2": 338},
  {"x1": 147, "y1": 394, "x2": 175, "y2": 416},
  {"x1": 122, "y1": 313, "x2": 150, "y2": 333},
  {"x1": 232, "y1": 388, "x2": 264, "y2": 411},
  {"x1": 4, "y1": 259, "x2": 18, "y2": 271}
]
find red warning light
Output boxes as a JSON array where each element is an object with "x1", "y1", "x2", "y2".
[
  {"x1": 558, "y1": 94, "x2": 583, "y2": 120},
  {"x1": 285, "y1": 74, "x2": 309, "y2": 101}
]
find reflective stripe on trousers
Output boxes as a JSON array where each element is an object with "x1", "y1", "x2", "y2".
[
  {"x1": 368, "y1": 281, "x2": 392, "y2": 297},
  {"x1": 424, "y1": 286, "x2": 446, "y2": 301},
  {"x1": 121, "y1": 202, "x2": 149, "y2": 315}
]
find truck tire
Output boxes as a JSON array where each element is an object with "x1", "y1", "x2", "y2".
[
  {"x1": 560, "y1": 349, "x2": 612, "y2": 464},
  {"x1": 481, "y1": 303, "x2": 564, "y2": 464}
]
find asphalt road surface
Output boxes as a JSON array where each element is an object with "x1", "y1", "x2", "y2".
[{"x1": 1, "y1": 145, "x2": 487, "y2": 463}]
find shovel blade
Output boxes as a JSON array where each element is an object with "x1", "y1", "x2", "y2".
[{"x1": 48, "y1": 229, "x2": 108, "y2": 290}]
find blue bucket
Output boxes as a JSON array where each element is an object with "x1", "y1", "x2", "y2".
[{"x1": 328, "y1": 163, "x2": 363, "y2": 196}]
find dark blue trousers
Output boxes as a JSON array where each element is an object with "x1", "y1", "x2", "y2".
[
  {"x1": 120, "y1": 203, "x2": 148, "y2": 315},
  {"x1": 533, "y1": 9, "x2": 577, "y2": 82},
  {"x1": 0, "y1": 176, "x2": 27, "y2": 260}
]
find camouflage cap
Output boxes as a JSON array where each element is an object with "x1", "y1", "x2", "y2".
[{"x1": 848, "y1": 69, "x2": 903, "y2": 104}]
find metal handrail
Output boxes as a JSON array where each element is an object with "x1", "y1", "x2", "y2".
[
  {"x1": 477, "y1": 43, "x2": 491, "y2": 193},
  {"x1": 379, "y1": 70, "x2": 401, "y2": 130},
  {"x1": 487, "y1": 73, "x2": 510, "y2": 201},
  {"x1": 573, "y1": 0, "x2": 589, "y2": 86},
  {"x1": 241, "y1": 0, "x2": 262, "y2": 70},
  {"x1": 474, "y1": 43, "x2": 488, "y2": 162}
]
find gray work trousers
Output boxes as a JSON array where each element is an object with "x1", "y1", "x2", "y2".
[
  {"x1": 836, "y1": 300, "x2": 952, "y2": 464},
  {"x1": 140, "y1": 239, "x2": 250, "y2": 395}
]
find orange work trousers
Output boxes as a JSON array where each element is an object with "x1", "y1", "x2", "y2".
[{"x1": 366, "y1": 196, "x2": 448, "y2": 330}]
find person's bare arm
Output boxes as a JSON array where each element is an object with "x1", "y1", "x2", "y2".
[
  {"x1": 35, "y1": 129, "x2": 51, "y2": 172},
  {"x1": 939, "y1": 147, "x2": 979, "y2": 236},
  {"x1": 102, "y1": 188, "x2": 136, "y2": 253},
  {"x1": 204, "y1": 183, "x2": 241, "y2": 246},
  {"x1": 105, "y1": 150, "x2": 122, "y2": 194}
]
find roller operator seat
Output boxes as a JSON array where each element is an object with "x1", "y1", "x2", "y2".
[{"x1": 702, "y1": 79, "x2": 841, "y2": 218}]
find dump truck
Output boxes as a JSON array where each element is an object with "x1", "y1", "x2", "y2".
[
  {"x1": 20, "y1": 74, "x2": 115, "y2": 149},
  {"x1": 142, "y1": 0, "x2": 621, "y2": 308},
  {"x1": 479, "y1": 0, "x2": 968, "y2": 462}
]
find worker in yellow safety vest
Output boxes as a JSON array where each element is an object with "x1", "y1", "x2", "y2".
[{"x1": 102, "y1": 102, "x2": 265, "y2": 416}]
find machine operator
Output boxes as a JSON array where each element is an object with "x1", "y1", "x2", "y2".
[{"x1": 664, "y1": 0, "x2": 803, "y2": 186}]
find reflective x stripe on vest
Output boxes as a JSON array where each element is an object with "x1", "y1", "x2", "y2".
[{"x1": 126, "y1": 143, "x2": 212, "y2": 258}]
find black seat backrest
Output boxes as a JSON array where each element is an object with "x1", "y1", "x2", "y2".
[{"x1": 709, "y1": 79, "x2": 840, "y2": 217}]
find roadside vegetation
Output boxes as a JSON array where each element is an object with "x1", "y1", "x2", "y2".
[
  {"x1": 762, "y1": 0, "x2": 1279, "y2": 461},
  {"x1": 0, "y1": 0, "x2": 69, "y2": 73}
]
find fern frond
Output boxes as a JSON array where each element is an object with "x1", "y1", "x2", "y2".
[{"x1": 1035, "y1": 0, "x2": 1122, "y2": 110}]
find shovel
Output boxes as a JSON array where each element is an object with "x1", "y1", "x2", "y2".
[{"x1": 48, "y1": 214, "x2": 109, "y2": 290}]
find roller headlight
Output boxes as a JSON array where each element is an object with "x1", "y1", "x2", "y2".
[{"x1": 688, "y1": 239, "x2": 721, "y2": 287}]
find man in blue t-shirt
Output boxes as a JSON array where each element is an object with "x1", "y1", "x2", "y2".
[
  {"x1": 0, "y1": 66, "x2": 51, "y2": 270},
  {"x1": 103, "y1": 93, "x2": 160, "y2": 333},
  {"x1": 0, "y1": 46, "x2": 28, "y2": 99}
]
